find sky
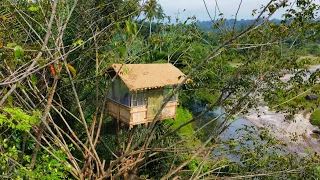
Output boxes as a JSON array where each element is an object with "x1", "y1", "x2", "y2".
[{"x1": 157, "y1": 0, "x2": 292, "y2": 21}]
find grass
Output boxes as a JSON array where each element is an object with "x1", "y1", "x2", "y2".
[
  {"x1": 267, "y1": 85, "x2": 320, "y2": 114},
  {"x1": 166, "y1": 107, "x2": 211, "y2": 173},
  {"x1": 166, "y1": 107, "x2": 202, "y2": 148},
  {"x1": 296, "y1": 55, "x2": 320, "y2": 68},
  {"x1": 310, "y1": 109, "x2": 320, "y2": 128},
  {"x1": 229, "y1": 62, "x2": 243, "y2": 68},
  {"x1": 166, "y1": 107, "x2": 194, "y2": 136}
]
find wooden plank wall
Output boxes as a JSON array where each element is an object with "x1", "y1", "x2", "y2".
[
  {"x1": 131, "y1": 106, "x2": 147, "y2": 125},
  {"x1": 107, "y1": 100, "x2": 131, "y2": 124},
  {"x1": 161, "y1": 101, "x2": 177, "y2": 120}
]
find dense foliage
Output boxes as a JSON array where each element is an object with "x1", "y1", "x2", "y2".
[
  {"x1": 1, "y1": 0, "x2": 320, "y2": 179},
  {"x1": 311, "y1": 109, "x2": 320, "y2": 128}
]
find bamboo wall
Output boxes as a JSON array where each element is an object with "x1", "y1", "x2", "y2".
[
  {"x1": 107, "y1": 98, "x2": 178, "y2": 127},
  {"x1": 107, "y1": 100, "x2": 131, "y2": 124}
]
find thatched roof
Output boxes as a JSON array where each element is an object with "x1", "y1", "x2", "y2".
[{"x1": 110, "y1": 64, "x2": 186, "y2": 91}]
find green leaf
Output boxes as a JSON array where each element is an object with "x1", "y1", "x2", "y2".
[
  {"x1": 268, "y1": 4, "x2": 276, "y2": 14},
  {"x1": 219, "y1": 47, "x2": 226, "y2": 53},
  {"x1": 305, "y1": 149, "x2": 312, "y2": 155},
  {"x1": 13, "y1": 45, "x2": 24, "y2": 58},
  {"x1": 132, "y1": 23, "x2": 137, "y2": 35},
  {"x1": 117, "y1": 47, "x2": 126, "y2": 58},
  {"x1": 30, "y1": 74, "x2": 38, "y2": 85},
  {"x1": 72, "y1": 39, "x2": 84, "y2": 47},
  {"x1": 121, "y1": 66, "x2": 129, "y2": 74},
  {"x1": 7, "y1": 95, "x2": 13, "y2": 107},
  {"x1": 28, "y1": 6, "x2": 40, "y2": 12},
  {"x1": 125, "y1": 21, "x2": 131, "y2": 33},
  {"x1": 23, "y1": 155, "x2": 31, "y2": 163},
  {"x1": 125, "y1": 20, "x2": 137, "y2": 36},
  {"x1": 6, "y1": 43, "x2": 17, "y2": 48}
]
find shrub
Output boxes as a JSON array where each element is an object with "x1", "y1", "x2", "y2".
[
  {"x1": 285, "y1": 114, "x2": 294, "y2": 121},
  {"x1": 166, "y1": 107, "x2": 193, "y2": 136},
  {"x1": 310, "y1": 109, "x2": 320, "y2": 127},
  {"x1": 165, "y1": 107, "x2": 202, "y2": 148}
]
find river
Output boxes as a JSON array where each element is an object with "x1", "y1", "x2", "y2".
[{"x1": 193, "y1": 64, "x2": 320, "y2": 155}]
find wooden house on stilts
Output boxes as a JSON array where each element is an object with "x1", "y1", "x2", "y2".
[{"x1": 106, "y1": 63, "x2": 186, "y2": 128}]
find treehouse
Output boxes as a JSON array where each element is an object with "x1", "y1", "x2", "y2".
[{"x1": 106, "y1": 63, "x2": 186, "y2": 128}]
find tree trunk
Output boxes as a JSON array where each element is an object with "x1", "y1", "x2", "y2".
[
  {"x1": 30, "y1": 78, "x2": 58, "y2": 169},
  {"x1": 149, "y1": 19, "x2": 152, "y2": 38}
]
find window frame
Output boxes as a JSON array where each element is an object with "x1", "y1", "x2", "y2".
[{"x1": 131, "y1": 90, "x2": 147, "y2": 107}]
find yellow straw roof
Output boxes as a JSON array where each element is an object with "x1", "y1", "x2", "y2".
[{"x1": 111, "y1": 63, "x2": 186, "y2": 91}]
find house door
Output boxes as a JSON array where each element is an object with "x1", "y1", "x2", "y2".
[{"x1": 147, "y1": 90, "x2": 163, "y2": 120}]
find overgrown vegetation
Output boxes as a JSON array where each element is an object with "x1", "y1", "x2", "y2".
[
  {"x1": 311, "y1": 109, "x2": 320, "y2": 128},
  {"x1": 1, "y1": 0, "x2": 320, "y2": 179},
  {"x1": 265, "y1": 82, "x2": 320, "y2": 118},
  {"x1": 166, "y1": 107, "x2": 194, "y2": 137},
  {"x1": 0, "y1": 108, "x2": 71, "y2": 179}
]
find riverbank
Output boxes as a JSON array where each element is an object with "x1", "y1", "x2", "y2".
[
  {"x1": 280, "y1": 64, "x2": 320, "y2": 82},
  {"x1": 244, "y1": 106, "x2": 320, "y2": 154},
  {"x1": 243, "y1": 63, "x2": 320, "y2": 154}
]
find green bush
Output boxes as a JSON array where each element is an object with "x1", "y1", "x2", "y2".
[
  {"x1": 296, "y1": 56, "x2": 320, "y2": 68},
  {"x1": 194, "y1": 91, "x2": 220, "y2": 104},
  {"x1": 165, "y1": 107, "x2": 202, "y2": 148},
  {"x1": 166, "y1": 107, "x2": 194, "y2": 136},
  {"x1": 0, "y1": 107, "x2": 70, "y2": 179},
  {"x1": 310, "y1": 109, "x2": 320, "y2": 127}
]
